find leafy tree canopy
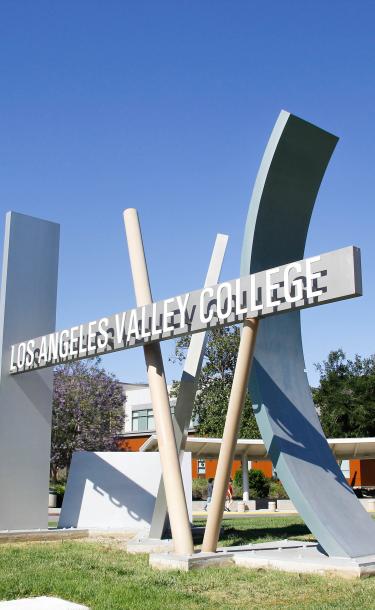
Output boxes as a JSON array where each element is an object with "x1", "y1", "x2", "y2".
[
  {"x1": 313, "y1": 349, "x2": 375, "y2": 438},
  {"x1": 51, "y1": 358, "x2": 125, "y2": 480},
  {"x1": 171, "y1": 326, "x2": 260, "y2": 438}
]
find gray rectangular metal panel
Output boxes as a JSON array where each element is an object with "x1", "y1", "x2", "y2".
[{"x1": 0, "y1": 212, "x2": 59, "y2": 529}]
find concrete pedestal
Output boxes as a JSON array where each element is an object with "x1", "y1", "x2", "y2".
[
  {"x1": 149, "y1": 551, "x2": 234, "y2": 571},
  {"x1": 0, "y1": 529, "x2": 88, "y2": 544},
  {"x1": 149, "y1": 539, "x2": 375, "y2": 577},
  {"x1": 126, "y1": 526, "x2": 213, "y2": 554},
  {"x1": 233, "y1": 542, "x2": 375, "y2": 578},
  {"x1": 127, "y1": 537, "x2": 174, "y2": 554}
]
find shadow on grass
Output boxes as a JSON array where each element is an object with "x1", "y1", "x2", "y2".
[
  {"x1": 193, "y1": 518, "x2": 314, "y2": 547},
  {"x1": 218, "y1": 523, "x2": 313, "y2": 547}
]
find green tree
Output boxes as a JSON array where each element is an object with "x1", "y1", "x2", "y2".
[
  {"x1": 171, "y1": 326, "x2": 260, "y2": 438},
  {"x1": 313, "y1": 349, "x2": 375, "y2": 438}
]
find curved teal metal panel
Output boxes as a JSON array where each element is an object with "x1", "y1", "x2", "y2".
[{"x1": 241, "y1": 111, "x2": 375, "y2": 558}]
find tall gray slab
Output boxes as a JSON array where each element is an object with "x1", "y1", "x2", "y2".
[
  {"x1": 0, "y1": 212, "x2": 59, "y2": 530},
  {"x1": 241, "y1": 111, "x2": 375, "y2": 558}
]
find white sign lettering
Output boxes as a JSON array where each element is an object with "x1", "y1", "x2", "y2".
[{"x1": 9, "y1": 246, "x2": 361, "y2": 374}]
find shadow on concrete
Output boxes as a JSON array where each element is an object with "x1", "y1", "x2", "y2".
[{"x1": 59, "y1": 452, "x2": 156, "y2": 529}]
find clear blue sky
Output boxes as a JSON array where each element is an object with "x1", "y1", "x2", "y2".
[{"x1": 1, "y1": 1, "x2": 374, "y2": 386}]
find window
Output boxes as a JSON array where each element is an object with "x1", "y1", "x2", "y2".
[
  {"x1": 131, "y1": 404, "x2": 176, "y2": 432},
  {"x1": 340, "y1": 460, "x2": 350, "y2": 479},
  {"x1": 132, "y1": 409, "x2": 155, "y2": 432},
  {"x1": 197, "y1": 459, "x2": 206, "y2": 475}
]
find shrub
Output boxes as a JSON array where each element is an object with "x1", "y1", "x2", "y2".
[
  {"x1": 248, "y1": 469, "x2": 270, "y2": 498},
  {"x1": 233, "y1": 468, "x2": 243, "y2": 489},
  {"x1": 269, "y1": 478, "x2": 289, "y2": 499},
  {"x1": 50, "y1": 482, "x2": 66, "y2": 497},
  {"x1": 232, "y1": 483, "x2": 243, "y2": 499},
  {"x1": 192, "y1": 478, "x2": 208, "y2": 500},
  {"x1": 234, "y1": 468, "x2": 270, "y2": 498},
  {"x1": 49, "y1": 482, "x2": 66, "y2": 508}
]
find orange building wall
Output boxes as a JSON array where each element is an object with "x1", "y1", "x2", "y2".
[
  {"x1": 191, "y1": 459, "x2": 198, "y2": 478},
  {"x1": 350, "y1": 459, "x2": 375, "y2": 487},
  {"x1": 195, "y1": 459, "x2": 241, "y2": 479},
  {"x1": 193, "y1": 459, "x2": 267, "y2": 480},
  {"x1": 350, "y1": 460, "x2": 361, "y2": 486},
  {"x1": 251, "y1": 460, "x2": 273, "y2": 478},
  {"x1": 117, "y1": 436, "x2": 149, "y2": 452}
]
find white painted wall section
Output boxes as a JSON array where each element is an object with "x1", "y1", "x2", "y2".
[{"x1": 59, "y1": 452, "x2": 192, "y2": 532}]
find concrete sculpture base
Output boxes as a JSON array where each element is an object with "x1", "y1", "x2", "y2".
[
  {"x1": 0, "y1": 529, "x2": 88, "y2": 544},
  {"x1": 233, "y1": 542, "x2": 375, "y2": 579},
  {"x1": 149, "y1": 551, "x2": 235, "y2": 571},
  {"x1": 150, "y1": 540, "x2": 375, "y2": 578},
  {"x1": 127, "y1": 526, "x2": 214, "y2": 554},
  {"x1": 127, "y1": 537, "x2": 174, "y2": 554}
]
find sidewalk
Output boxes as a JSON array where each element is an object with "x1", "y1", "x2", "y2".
[
  {"x1": 193, "y1": 509, "x2": 298, "y2": 518},
  {"x1": 192, "y1": 498, "x2": 375, "y2": 516}
]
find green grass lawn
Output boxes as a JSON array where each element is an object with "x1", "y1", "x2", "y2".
[{"x1": 0, "y1": 516, "x2": 375, "y2": 610}]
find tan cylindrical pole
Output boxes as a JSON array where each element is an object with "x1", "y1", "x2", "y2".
[
  {"x1": 123, "y1": 208, "x2": 194, "y2": 555},
  {"x1": 202, "y1": 317, "x2": 259, "y2": 553}
]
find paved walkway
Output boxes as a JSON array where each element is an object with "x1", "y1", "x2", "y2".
[{"x1": 193, "y1": 509, "x2": 298, "y2": 519}]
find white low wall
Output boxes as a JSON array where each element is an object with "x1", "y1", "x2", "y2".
[
  {"x1": 276, "y1": 499, "x2": 296, "y2": 511},
  {"x1": 276, "y1": 498, "x2": 375, "y2": 513},
  {"x1": 59, "y1": 452, "x2": 192, "y2": 532}
]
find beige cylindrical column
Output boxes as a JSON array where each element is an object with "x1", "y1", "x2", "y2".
[
  {"x1": 123, "y1": 208, "x2": 194, "y2": 555},
  {"x1": 202, "y1": 317, "x2": 259, "y2": 552}
]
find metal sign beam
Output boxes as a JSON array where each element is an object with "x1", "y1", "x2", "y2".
[{"x1": 9, "y1": 245, "x2": 362, "y2": 374}]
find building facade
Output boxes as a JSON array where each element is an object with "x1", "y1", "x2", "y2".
[{"x1": 116, "y1": 382, "x2": 375, "y2": 488}]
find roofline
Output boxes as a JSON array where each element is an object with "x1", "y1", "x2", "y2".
[{"x1": 139, "y1": 435, "x2": 375, "y2": 459}]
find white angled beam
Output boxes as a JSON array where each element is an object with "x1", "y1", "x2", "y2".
[{"x1": 149, "y1": 233, "x2": 228, "y2": 539}]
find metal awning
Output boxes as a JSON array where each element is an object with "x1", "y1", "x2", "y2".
[{"x1": 140, "y1": 435, "x2": 375, "y2": 460}]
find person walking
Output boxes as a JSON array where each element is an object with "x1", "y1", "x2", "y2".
[
  {"x1": 204, "y1": 478, "x2": 214, "y2": 511},
  {"x1": 225, "y1": 478, "x2": 233, "y2": 511}
]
